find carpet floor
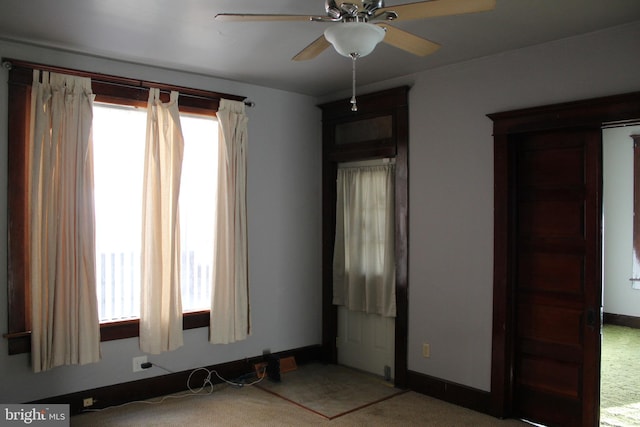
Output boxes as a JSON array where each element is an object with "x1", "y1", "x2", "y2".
[
  {"x1": 600, "y1": 324, "x2": 640, "y2": 427},
  {"x1": 255, "y1": 363, "x2": 406, "y2": 419},
  {"x1": 69, "y1": 325, "x2": 639, "y2": 426},
  {"x1": 72, "y1": 364, "x2": 527, "y2": 426}
]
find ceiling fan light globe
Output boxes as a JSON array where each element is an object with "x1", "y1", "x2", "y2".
[{"x1": 324, "y1": 22, "x2": 385, "y2": 58}]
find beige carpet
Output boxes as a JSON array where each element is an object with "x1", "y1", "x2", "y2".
[
  {"x1": 72, "y1": 388, "x2": 527, "y2": 427},
  {"x1": 71, "y1": 326, "x2": 640, "y2": 426},
  {"x1": 72, "y1": 364, "x2": 528, "y2": 426},
  {"x1": 256, "y1": 363, "x2": 405, "y2": 419},
  {"x1": 600, "y1": 324, "x2": 640, "y2": 427}
]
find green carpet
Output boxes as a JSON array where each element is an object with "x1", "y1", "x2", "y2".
[{"x1": 600, "y1": 324, "x2": 640, "y2": 426}]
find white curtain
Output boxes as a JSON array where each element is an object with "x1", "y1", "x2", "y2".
[
  {"x1": 139, "y1": 89, "x2": 185, "y2": 354},
  {"x1": 210, "y1": 99, "x2": 250, "y2": 344},
  {"x1": 333, "y1": 163, "x2": 396, "y2": 317},
  {"x1": 29, "y1": 70, "x2": 101, "y2": 372}
]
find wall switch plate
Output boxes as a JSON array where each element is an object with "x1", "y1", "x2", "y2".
[
  {"x1": 133, "y1": 356, "x2": 148, "y2": 372},
  {"x1": 422, "y1": 343, "x2": 430, "y2": 358}
]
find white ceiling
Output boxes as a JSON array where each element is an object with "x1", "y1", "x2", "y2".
[{"x1": 1, "y1": 0, "x2": 639, "y2": 97}]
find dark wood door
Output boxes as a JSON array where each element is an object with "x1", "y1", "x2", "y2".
[{"x1": 512, "y1": 128, "x2": 601, "y2": 426}]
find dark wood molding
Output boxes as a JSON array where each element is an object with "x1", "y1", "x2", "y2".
[
  {"x1": 6, "y1": 312, "x2": 210, "y2": 355},
  {"x1": 319, "y1": 87, "x2": 409, "y2": 121},
  {"x1": 32, "y1": 345, "x2": 322, "y2": 416},
  {"x1": 489, "y1": 129, "x2": 513, "y2": 418},
  {"x1": 6, "y1": 74, "x2": 32, "y2": 356},
  {"x1": 394, "y1": 98, "x2": 410, "y2": 389},
  {"x1": 489, "y1": 91, "x2": 640, "y2": 419},
  {"x1": 3, "y1": 58, "x2": 246, "y2": 109},
  {"x1": 407, "y1": 370, "x2": 492, "y2": 416},
  {"x1": 319, "y1": 86, "x2": 410, "y2": 388},
  {"x1": 632, "y1": 135, "x2": 640, "y2": 281},
  {"x1": 603, "y1": 313, "x2": 640, "y2": 329},
  {"x1": 488, "y1": 91, "x2": 640, "y2": 135}
]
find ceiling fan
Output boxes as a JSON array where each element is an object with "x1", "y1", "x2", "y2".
[{"x1": 215, "y1": 0, "x2": 496, "y2": 110}]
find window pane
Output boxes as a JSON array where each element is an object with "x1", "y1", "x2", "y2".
[
  {"x1": 93, "y1": 104, "x2": 217, "y2": 322},
  {"x1": 179, "y1": 114, "x2": 217, "y2": 312},
  {"x1": 93, "y1": 104, "x2": 145, "y2": 322},
  {"x1": 335, "y1": 115, "x2": 393, "y2": 145}
]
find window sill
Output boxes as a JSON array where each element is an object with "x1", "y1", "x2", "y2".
[{"x1": 5, "y1": 311, "x2": 210, "y2": 355}]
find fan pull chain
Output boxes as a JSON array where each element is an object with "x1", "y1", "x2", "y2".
[{"x1": 350, "y1": 53, "x2": 359, "y2": 112}]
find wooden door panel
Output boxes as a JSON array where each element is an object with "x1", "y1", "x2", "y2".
[
  {"x1": 517, "y1": 304, "x2": 582, "y2": 344},
  {"x1": 519, "y1": 356, "x2": 581, "y2": 397},
  {"x1": 518, "y1": 146, "x2": 585, "y2": 187},
  {"x1": 519, "y1": 200, "x2": 585, "y2": 237},
  {"x1": 337, "y1": 306, "x2": 395, "y2": 378},
  {"x1": 517, "y1": 388, "x2": 581, "y2": 427},
  {"x1": 517, "y1": 253, "x2": 584, "y2": 294},
  {"x1": 511, "y1": 128, "x2": 600, "y2": 426},
  {"x1": 346, "y1": 309, "x2": 364, "y2": 344},
  {"x1": 519, "y1": 337, "x2": 583, "y2": 363}
]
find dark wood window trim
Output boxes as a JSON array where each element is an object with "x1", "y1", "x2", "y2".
[
  {"x1": 632, "y1": 135, "x2": 640, "y2": 283},
  {"x1": 4, "y1": 59, "x2": 245, "y2": 355}
]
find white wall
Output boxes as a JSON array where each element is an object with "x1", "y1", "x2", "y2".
[
  {"x1": 407, "y1": 22, "x2": 640, "y2": 392},
  {"x1": 603, "y1": 125, "x2": 640, "y2": 317},
  {"x1": 0, "y1": 40, "x2": 323, "y2": 403},
  {"x1": 323, "y1": 21, "x2": 640, "y2": 392}
]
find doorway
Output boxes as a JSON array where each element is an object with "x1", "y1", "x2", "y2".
[
  {"x1": 334, "y1": 158, "x2": 397, "y2": 379},
  {"x1": 600, "y1": 124, "x2": 640, "y2": 426},
  {"x1": 489, "y1": 91, "x2": 640, "y2": 426},
  {"x1": 320, "y1": 87, "x2": 409, "y2": 388}
]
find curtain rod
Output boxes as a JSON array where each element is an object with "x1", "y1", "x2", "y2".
[
  {"x1": 2, "y1": 59, "x2": 255, "y2": 107},
  {"x1": 338, "y1": 158, "x2": 395, "y2": 169}
]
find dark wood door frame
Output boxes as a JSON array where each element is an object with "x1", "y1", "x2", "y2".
[
  {"x1": 489, "y1": 91, "x2": 640, "y2": 420},
  {"x1": 319, "y1": 87, "x2": 410, "y2": 388}
]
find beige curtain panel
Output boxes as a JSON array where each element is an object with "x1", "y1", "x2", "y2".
[
  {"x1": 333, "y1": 163, "x2": 396, "y2": 318},
  {"x1": 29, "y1": 70, "x2": 101, "y2": 372},
  {"x1": 139, "y1": 89, "x2": 185, "y2": 354},
  {"x1": 210, "y1": 99, "x2": 250, "y2": 344}
]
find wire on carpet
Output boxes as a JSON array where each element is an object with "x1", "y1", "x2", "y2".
[{"x1": 82, "y1": 363, "x2": 266, "y2": 413}]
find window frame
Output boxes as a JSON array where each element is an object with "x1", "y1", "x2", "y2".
[{"x1": 4, "y1": 59, "x2": 245, "y2": 354}]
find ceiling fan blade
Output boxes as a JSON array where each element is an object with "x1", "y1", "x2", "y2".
[
  {"x1": 215, "y1": 13, "x2": 316, "y2": 22},
  {"x1": 376, "y1": 23, "x2": 440, "y2": 56},
  {"x1": 379, "y1": 0, "x2": 496, "y2": 21},
  {"x1": 292, "y1": 35, "x2": 332, "y2": 61}
]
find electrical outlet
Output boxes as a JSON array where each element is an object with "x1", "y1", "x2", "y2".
[
  {"x1": 82, "y1": 397, "x2": 94, "y2": 408},
  {"x1": 422, "y1": 343, "x2": 430, "y2": 358},
  {"x1": 133, "y1": 356, "x2": 148, "y2": 372}
]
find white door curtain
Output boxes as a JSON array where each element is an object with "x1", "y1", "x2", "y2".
[
  {"x1": 210, "y1": 99, "x2": 250, "y2": 344},
  {"x1": 139, "y1": 88, "x2": 185, "y2": 354},
  {"x1": 333, "y1": 162, "x2": 396, "y2": 318},
  {"x1": 29, "y1": 70, "x2": 101, "y2": 372}
]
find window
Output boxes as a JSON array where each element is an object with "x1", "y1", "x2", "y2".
[
  {"x1": 93, "y1": 104, "x2": 217, "y2": 322},
  {"x1": 333, "y1": 161, "x2": 396, "y2": 317},
  {"x1": 5, "y1": 60, "x2": 244, "y2": 354}
]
